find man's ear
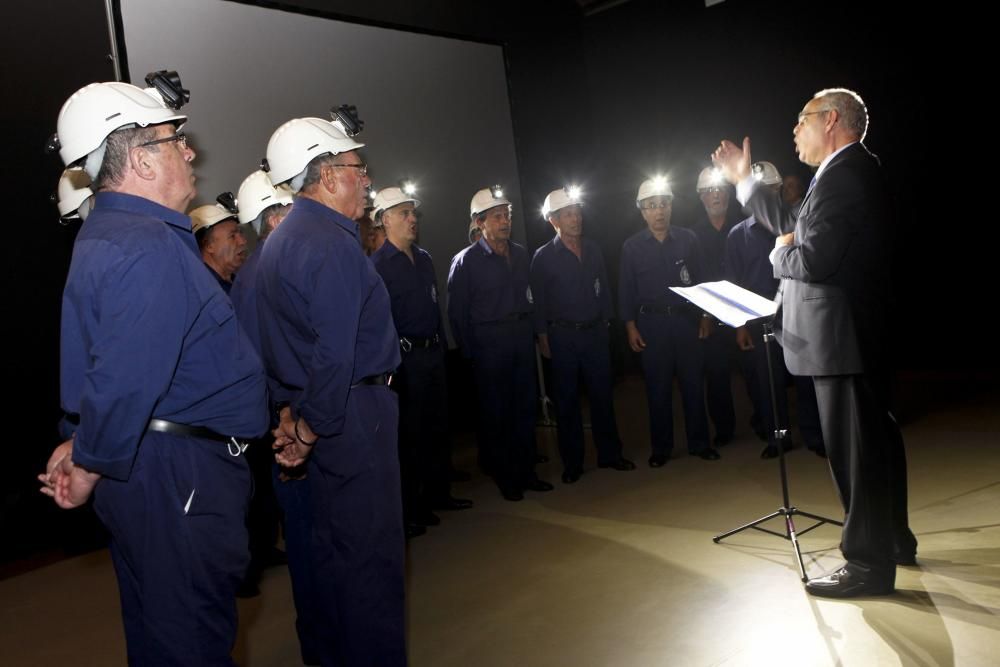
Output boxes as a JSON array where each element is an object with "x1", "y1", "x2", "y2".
[
  {"x1": 129, "y1": 146, "x2": 157, "y2": 182},
  {"x1": 320, "y1": 162, "x2": 339, "y2": 195}
]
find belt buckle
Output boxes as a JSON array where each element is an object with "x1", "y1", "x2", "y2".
[
  {"x1": 400, "y1": 337, "x2": 412, "y2": 353},
  {"x1": 227, "y1": 437, "x2": 249, "y2": 457}
]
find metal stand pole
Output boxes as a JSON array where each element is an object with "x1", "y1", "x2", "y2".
[{"x1": 712, "y1": 320, "x2": 841, "y2": 582}]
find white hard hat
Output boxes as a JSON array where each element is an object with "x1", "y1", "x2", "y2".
[
  {"x1": 542, "y1": 187, "x2": 584, "y2": 219},
  {"x1": 372, "y1": 187, "x2": 420, "y2": 218},
  {"x1": 190, "y1": 203, "x2": 239, "y2": 234},
  {"x1": 56, "y1": 168, "x2": 94, "y2": 220},
  {"x1": 264, "y1": 117, "x2": 365, "y2": 191},
  {"x1": 470, "y1": 186, "x2": 511, "y2": 218},
  {"x1": 55, "y1": 82, "x2": 186, "y2": 170},
  {"x1": 751, "y1": 161, "x2": 782, "y2": 186},
  {"x1": 696, "y1": 167, "x2": 726, "y2": 192},
  {"x1": 237, "y1": 170, "x2": 294, "y2": 231},
  {"x1": 636, "y1": 177, "x2": 674, "y2": 207}
]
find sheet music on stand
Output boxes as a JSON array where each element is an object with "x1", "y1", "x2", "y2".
[{"x1": 670, "y1": 280, "x2": 777, "y2": 327}]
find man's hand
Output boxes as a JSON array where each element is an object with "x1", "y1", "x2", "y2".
[
  {"x1": 275, "y1": 440, "x2": 313, "y2": 468},
  {"x1": 712, "y1": 137, "x2": 752, "y2": 185},
  {"x1": 38, "y1": 437, "x2": 101, "y2": 509},
  {"x1": 273, "y1": 407, "x2": 315, "y2": 468},
  {"x1": 698, "y1": 315, "x2": 713, "y2": 339},
  {"x1": 736, "y1": 326, "x2": 755, "y2": 351},
  {"x1": 776, "y1": 232, "x2": 795, "y2": 247},
  {"x1": 537, "y1": 333, "x2": 551, "y2": 359},
  {"x1": 626, "y1": 321, "x2": 646, "y2": 352}
]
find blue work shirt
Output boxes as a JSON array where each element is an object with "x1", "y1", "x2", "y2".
[
  {"x1": 618, "y1": 226, "x2": 704, "y2": 321},
  {"x1": 230, "y1": 243, "x2": 263, "y2": 352},
  {"x1": 60, "y1": 192, "x2": 268, "y2": 481},
  {"x1": 724, "y1": 216, "x2": 779, "y2": 299},
  {"x1": 447, "y1": 237, "x2": 533, "y2": 355},
  {"x1": 370, "y1": 241, "x2": 444, "y2": 340},
  {"x1": 256, "y1": 197, "x2": 400, "y2": 437},
  {"x1": 693, "y1": 217, "x2": 737, "y2": 282},
  {"x1": 206, "y1": 265, "x2": 233, "y2": 294},
  {"x1": 529, "y1": 235, "x2": 613, "y2": 335}
]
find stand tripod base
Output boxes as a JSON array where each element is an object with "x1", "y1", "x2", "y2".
[{"x1": 713, "y1": 506, "x2": 842, "y2": 582}]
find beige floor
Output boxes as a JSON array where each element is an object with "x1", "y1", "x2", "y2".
[{"x1": 2, "y1": 375, "x2": 998, "y2": 666}]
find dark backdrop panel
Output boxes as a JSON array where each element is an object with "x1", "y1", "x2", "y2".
[{"x1": 119, "y1": 0, "x2": 526, "y2": 324}]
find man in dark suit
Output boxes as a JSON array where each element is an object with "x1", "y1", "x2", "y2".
[{"x1": 712, "y1": 88, "x2": 917, "y2": 598}]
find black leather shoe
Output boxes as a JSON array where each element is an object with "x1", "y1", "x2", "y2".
[
  {"x1": 598, "y1": 457, "x2": 636, "y2": 471},
  {"x1": 561, "y1": 469, "x2": 582, "y2": 484},
  {"x1": 536, "y1": 453, "x2": 550, "y2": 464},
  {"x1": 894, "y1": 552, "x2": 917, "y2": 566},
  {"x1": 500, "y1": 486, "x2": 523, "y2": 502},
  {"x1": 809, "y1": 445, "x2": 828, "y2": 458},
  {"x1": 411, "y1": 509, "x2": 441, "y2": 526},
  {"x1": 760, "y1": 445, "x2": 779, "y2": 459},
  {"x1": 805, "y1": 566, "x2": 894, "y2": 598},
  {"x1": 405, "y1": 522, "x2": 427, "y2": 539},
  {"x1": 695, "y1": 448, "x2": 721, "y2": 461},
  {"x1": 648, "y1": 453, "x2": 668, "y2": 468},
  {"x1": 449, "y1": 468, "x2": 472, "y2": 482},
  {"x1": 430, "y1": 496, "x2": 474, "y2": 511},
  {"x1": 525, "y1": 479, "x2": 554, "y2": 492}
]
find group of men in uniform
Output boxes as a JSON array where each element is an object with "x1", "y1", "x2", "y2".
[{"x1": 38, "y1": 72, "x2": 914, "y2": 667}]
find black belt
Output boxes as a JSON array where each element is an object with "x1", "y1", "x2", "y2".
[
  {"x1": 147, "y1": 419, "x2": 248, "y2": 456},
  {"x1": 549, "y1": 318, "x2": 604, "y2": 330},
  {"x1": 638, "y1": 304, "x2": 685, "y2": 315},
  {"x1": 400, "y1": 334, "x2": 439, "y2": 352},
  {"x1": 351, "y1": 373, "x2": 391, "y2": 388},
  {"x1": 481, "y1": 312, "x2": 530, "y2": 325}
]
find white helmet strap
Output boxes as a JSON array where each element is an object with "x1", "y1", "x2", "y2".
[
  {"x1": 83, "y1": 139, "x2": 108, "y2": 181},
  {"x1": 289, "y1": 166, "x2": 308, "y2": 194}
]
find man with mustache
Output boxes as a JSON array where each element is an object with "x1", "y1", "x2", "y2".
[
  {"x1": 447, "y1": 186, "x2": 554, "y2": 501},
  {"x1": 190, "y1": 200, "x2": 248, "y2": 293}
]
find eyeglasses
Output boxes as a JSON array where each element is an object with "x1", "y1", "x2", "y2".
[
  {"x1": 331, "y1": 162, "x2": 368, "y2": 176},
  {"x1": 139, "y1": 132, "x2": 188, "y2": 149},
  {"x1": 640, "y1": 199, "x2": 672, "y2": 210},
  {"x1": 796, "y1": 109, "x2": 831, "y2": 125}
]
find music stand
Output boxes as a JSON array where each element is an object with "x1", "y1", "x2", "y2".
[{"x1": 670, "y1": 281, "x2": 841, "y2": 582}]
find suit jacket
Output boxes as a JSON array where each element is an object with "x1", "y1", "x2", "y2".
[{"x1": 746, "y1": 143, "x2": 892, "y2": 377}]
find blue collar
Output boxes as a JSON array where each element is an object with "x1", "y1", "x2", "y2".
[
  {"x1": 294, "y1": 197, "x2": 360, "y2": 241},
  {"x1": 93, "y1": 191, "x2": 192, "y2": 232}
]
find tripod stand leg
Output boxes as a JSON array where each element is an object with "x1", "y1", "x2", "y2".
[
  {"x1": 784, "y1": 512, "x2": 808, "y2": 582},
  {"x1": 713, "y1": 509, "x2": 785, "y2": 543}
]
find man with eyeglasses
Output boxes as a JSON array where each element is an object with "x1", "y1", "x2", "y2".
[
  {"x1": 723, "y1": 161, "x2": 825, "y2": 460},
  {"x1": 529, "y1": 187, "x2": 635, "y2": 484},
  {"x1": 256, "y1": 117, "x2": 406, "y2": 664},
  {"x1": 447, "y1": 186, "x2": 554, "y2": 501},
  {"x1": 39, "y1": 79, "x2": 267, "y2": 664},
  {"x1": 620, "y1": 178, "x2": 715, "y2": 467},
  {"x1": 712, "y1": 88, "x2": 917, "y2": 598},
  {"x1": 693, "y1": 167, "x2": 744, "y2": 450}
]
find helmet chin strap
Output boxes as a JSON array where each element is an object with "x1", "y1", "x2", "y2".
[
  {"x1": 84, "y1": 140, "x2": 107, "y2": 181},
  {"x1": 289, "y1": 167, "x2": 307, "y2": 194}
]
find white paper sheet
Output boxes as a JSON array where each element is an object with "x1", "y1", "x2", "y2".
[{"x1": 670, "y1": 280, "x2": 778, "y2": 328}]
